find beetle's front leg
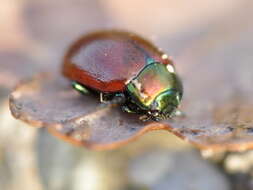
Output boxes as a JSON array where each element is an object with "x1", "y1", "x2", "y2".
[{"x1": 100, "y1": 92, "x2": 126, "y2": 105}]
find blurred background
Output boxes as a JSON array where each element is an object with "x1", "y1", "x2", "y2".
[{"x1": 1, "y1": 0, "x2": 253, "y2": 189}]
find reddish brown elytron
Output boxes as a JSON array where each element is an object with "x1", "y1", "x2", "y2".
[{"x1": 63, "y1": 30, "x2": 170, "y2": 92}]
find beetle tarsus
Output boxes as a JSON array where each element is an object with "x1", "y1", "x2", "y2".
[{"x1": 139, "y1": 114, "x2": 150, "y2": 122}]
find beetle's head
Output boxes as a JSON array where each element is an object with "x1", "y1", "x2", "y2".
[{"x1": 126, "y1": 62, "x2": 183, "y2": 120}]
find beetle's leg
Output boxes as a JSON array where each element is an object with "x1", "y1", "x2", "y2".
[
  {"x1": 100, "y1": 93, "x2": 126, "y2": 105},
  {"x1": 100, "y1": 93, "x2": 106, "y2": 103},
  {"x1": 100, "y1": 93, "x2": 113, "y2": 103},
  {"x1": 139, "y1": 114, "x2": 151, "y2": 122},
  {"x1": 72, "y1": 81, "x2": 90, "y2": 94},
  {"x1": 123, "y1": 106, "x2": 151, "y2": 121},
  {"x1": 111, "y1": 93, "x2": 126, "y2": 104},
  {"x1": 121, "y1": 105, "x2": 137, "y2": 113},
  {"x1": 121, "y1": 101, "x2": 143, "y2": 114},
  {"x1": 121, "y1": 102, "x2": 152, "y2": 121}
]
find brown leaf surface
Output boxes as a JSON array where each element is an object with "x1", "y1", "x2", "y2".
[
  {"x1": 171, "y1": 32, "x2": 253, "y2": 151},
  {"x1": 9, "y1": 74, "x2": 167, "y2": 150},
  {"x1": 9, "y1": 30, "x2": 253, "y2": 152}
]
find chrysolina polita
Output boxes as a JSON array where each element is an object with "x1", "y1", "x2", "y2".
[{"x1": 63, "y1": 30, "x2": 183, "y2": 121}]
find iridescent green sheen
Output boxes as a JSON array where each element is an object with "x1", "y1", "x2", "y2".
[
  {"x1": 72, "y1": 81, "x2": 89, "y2": 94},
  {"x1": 126, "y1": 62, "x2": 183, "y2": 118},
  {"x1": 152, "y1": 90, "x2": 182, "y2": 117}
]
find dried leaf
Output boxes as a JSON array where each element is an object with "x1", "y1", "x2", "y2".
[
  {"x1": 171, "y1": 32, "x2": 253, "y2": 151},
  {"x1": 9, "y1": 30, "x2": 253, "y2": 151},
  {"x1": 9, "y1": 74, "x2": 167, "y2": 150}
]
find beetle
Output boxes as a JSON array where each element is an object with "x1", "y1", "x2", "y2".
[{"x1": 63, "y1": 30, "x2": 183, "y2": 121}]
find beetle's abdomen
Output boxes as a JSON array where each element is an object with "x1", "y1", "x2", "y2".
[{"x1": 63, "y1": 30, "x2": 168, "y2": 92}]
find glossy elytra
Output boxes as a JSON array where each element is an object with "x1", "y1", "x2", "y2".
[{"x1": 63, "y1": 30, "x2": 183, "y2": 121}]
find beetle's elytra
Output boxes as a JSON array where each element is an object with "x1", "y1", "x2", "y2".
[{"x1": 63, "y1": 30, "x2": 183, "y2": 121}]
